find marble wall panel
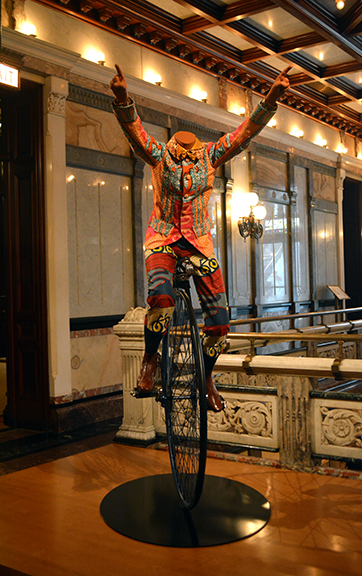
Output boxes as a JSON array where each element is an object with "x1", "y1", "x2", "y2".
[
  {"x1": 313, "y1": 171, "x2": 336, "y2": 202},
  {"x1": 226, "y1": 83, "x2": 246, "y2": 116},
  {"x1": 67, "y1": 167, "x2": 134, "y2": 317},
  {"x1": 230, "y1": 153, "x2": 252, "y2": 306},
  {"x1": 294, "y1": 165, "x2": 310, "y2": 302},
  {"x1": 259, "y1": 201, "x2": 290, "y2": 304},
  {"x1": 141, "y1": 49, "x2": 219, "y2": 108},
  {"x1": 314, "y1": 211, "x2": 338, "y2": 301},
  {"x1": 70, "y1": 332, "x2": 122, "y2": 392},
  {"x1": 255, "y1": 155, "x2": 287, "y2": 191},
  {"x1": 65, "y1": 100, "x2": 130, "y2": 157}
]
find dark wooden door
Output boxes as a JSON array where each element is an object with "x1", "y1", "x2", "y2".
[
  {"x1": 1, "y1": 80, "x2": 49, "y2": 430},
  {"x1": 343, "y1": 178, "x2": 362, "y2": 320}
]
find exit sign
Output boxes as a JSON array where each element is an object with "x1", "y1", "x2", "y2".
[{"x1": 0, "y1": 63, "x2": 20, "y2": 89}]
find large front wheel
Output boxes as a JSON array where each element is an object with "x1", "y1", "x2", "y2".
[{"x1": 162, "y1": 288, "x2": 207, "y2": 510}]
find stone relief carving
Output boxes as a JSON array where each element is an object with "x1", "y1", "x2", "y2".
[
  {"x1": 213, "y1": 372, "x2": 236, "y2": 386},
  {"x1": 321, "y1": 407, "x2": 362, "y2": 448},
  {"x1": 208, "y1": 399, "x2": 273, "y2": 438},
  {"x1": 48, "y1": 92, "x2": 66, "y2": 115},
  {"x1": 122, "y1": 307, "x2": 147, "y2": 323},
  {"x1": 318, "y1": 343, "x2": 355, "y2": 359}
]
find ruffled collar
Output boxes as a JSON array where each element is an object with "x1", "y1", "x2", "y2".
[{"x1": 167, "y1": 136, "x2": 204, "y2": 161}]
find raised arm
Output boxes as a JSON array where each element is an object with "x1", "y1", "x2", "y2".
[
  {"x1": 209, "y1": 65, "x2": 293, "y2": 168},
  {"x1": 110, "y1": 64, "x2": 165, "y2": 165}
]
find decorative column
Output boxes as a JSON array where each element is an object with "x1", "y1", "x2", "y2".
[
  {"x1": 113, "y1": 307, "x2": 156, "y2": 443},
  {"x1": 43, "y1": 76, "x2": 72, "y2": 400},
  {"x1": 336, "y1": 166, "x2": 346, "y2": 291},
  {"x1": 277, "y1": 375, "x2": 313, "y2": 468}
]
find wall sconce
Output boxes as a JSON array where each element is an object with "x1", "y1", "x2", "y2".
[
  {"x1": 238, "y1": 192, "x2": 267, "y2": 242},
  {"x1": 267, "y1": 118, "x2": 277, "y2": 128},
  {"x1": 290, "y1": 127, "x2": 304, "y2": 138},
  {"x1": 239, "y1": 106, "x2": 246, "y2": 115},
  {"x1": 200, "y1": 90, "x2": 207, "y2": 103},
  {"x1": 18, "y1": 22, "x2": 37, "y2": 36},
  {"x1": 314, "y1": 136, "x2": 328, "y2": 147},
  {"x1": 144, "y1": 71, "x2": 162, "y2": 85},
  {"x1": 84, "y1": 49, "x2": 105, "y2": 65},
  {"x1": 336, "y1": 143, "x2": 348, "y2": 154}
]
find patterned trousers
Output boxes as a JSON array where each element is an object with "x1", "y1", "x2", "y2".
[{"x1": 145, "y1": 238, "x2": 230, "y2": 362}]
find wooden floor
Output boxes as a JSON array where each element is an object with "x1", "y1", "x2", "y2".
[{"x1": 1, "y1": 443, "x2": 362, "y2": 576}]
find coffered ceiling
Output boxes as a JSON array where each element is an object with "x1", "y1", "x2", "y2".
[{"x1": 36, "y1": 0, "x2": 362, "y2": 137}]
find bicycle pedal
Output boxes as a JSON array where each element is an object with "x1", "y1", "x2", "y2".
[{"x1": 131, "y1": 388, "x2": 160, "y2": 399}]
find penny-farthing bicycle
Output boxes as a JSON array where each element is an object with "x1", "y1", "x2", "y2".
[
  {"x1": 158, "y1": 258, "x2": 207, "y2": 510},
  {"x1": 101, "y1": 257, "x2": 272, "y2": 545}
]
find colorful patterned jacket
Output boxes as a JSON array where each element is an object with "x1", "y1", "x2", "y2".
[{"x1": 113, "y1": 98, "x2": 276, "y2": 257}]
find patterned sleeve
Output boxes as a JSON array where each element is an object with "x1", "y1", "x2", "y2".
[
  {"x1": 112, "y1": 98, "x2": 166, "y2": 166},
  {"x1": 207, "y1": 100, "x2": 277, "y2": 168}
]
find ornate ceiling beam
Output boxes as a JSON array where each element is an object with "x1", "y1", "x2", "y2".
[
  {"x1": 170, "y1": 0, "x2": 221, "y2": 23},
  {"x1": 340, "y1": 1, "x2": 362, "y2": 35},
  {"x1": 271, "y1": 0, "x2": 362, "y2": 64},
  {"x1": 30, "y1": 0, "x2": 362, "y2": 137},
  {"x1": 182, "y1": 0, "x2": 274, "y2": 34}
]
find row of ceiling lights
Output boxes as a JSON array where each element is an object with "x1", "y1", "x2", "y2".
[{"x1": 19, "y1": 19, "x2": 353, "y2": 156}]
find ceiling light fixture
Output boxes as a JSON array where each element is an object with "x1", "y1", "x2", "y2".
[{"x1": 335, "y1": 0, "x2": 345, "y2": 9}]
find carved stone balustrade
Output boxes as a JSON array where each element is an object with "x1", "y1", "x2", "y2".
[{"x1": 113, "y1": 307, "x2": 156, "y2": 443}]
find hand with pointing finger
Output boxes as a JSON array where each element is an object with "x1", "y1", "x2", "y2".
[
  {"x1": 110, "y1": 64, "x2": 129, "y2": 104},
  {"x1": 265, "y1": 65, "x2": 293, "y2": 107}
]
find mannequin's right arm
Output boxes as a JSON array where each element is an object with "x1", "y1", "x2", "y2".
[{"x1": 110, "y1": 64, "x2": 165, "y2": 165}]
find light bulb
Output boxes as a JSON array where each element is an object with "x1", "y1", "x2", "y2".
[
  {"x1": 244, "y1": 192, "x2": 259, "y2": 208},
  {"x1": 144, "y1": 71, "x2": 162, "y2": 85},
  {"x1": 19, "y1": 22, "x2": 37, "y2": 36},
  {"x1": 253, "y1": 205, "x2": 267, "y2": 220},
  {"x1": 336, "y1": 0, "x2": 344, "y2": 9}
]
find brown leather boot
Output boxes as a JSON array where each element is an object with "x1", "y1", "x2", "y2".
[
  {"x1": 135, "y1": 352, "x2": 158, "y2": 393},
  {"x1": 205, "y1": 372, "x2": 225, "y2": 412}
]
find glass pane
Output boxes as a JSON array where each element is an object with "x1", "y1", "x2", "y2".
[
  {"x1": 259, "y1": 202, "x2": 289, "y2": 304},
  {"x1": 294, "y1": 166, "x2": 310, "y2": 302}
]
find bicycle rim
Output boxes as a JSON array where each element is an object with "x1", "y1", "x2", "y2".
[{"x1": 162, "y1": 288, "x2": 207, "y2": 510}]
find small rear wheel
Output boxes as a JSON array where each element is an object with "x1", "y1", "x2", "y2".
[{"x1": 162, "y1": 287, "x2": 207, "y2": 510}]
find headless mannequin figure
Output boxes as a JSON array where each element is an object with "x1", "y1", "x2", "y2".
[{"x1": 174, "y1": 131, "x2": 196, "y2": 150}]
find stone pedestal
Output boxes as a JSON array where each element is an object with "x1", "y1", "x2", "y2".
[{"x1": 113, "y1": 307, "x2": 156, "y2": 443}]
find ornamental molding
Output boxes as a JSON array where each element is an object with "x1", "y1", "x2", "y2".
[
  {"x1": 47, "y1": 92, "x2": 66, "y2": 115},
  {"x1": 321, "y1": 407, "x2": 362, "y2": 448},
  {"x1": 208, "y1": 399, "x2": 273, "y2": 438},
  {"x1": 312, "y1": 397, "x2": 362, "y2": 459}
]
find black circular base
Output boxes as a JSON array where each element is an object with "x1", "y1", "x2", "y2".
[{"x1": 100, "y1": 474, "x2": 271, "y2": 547}]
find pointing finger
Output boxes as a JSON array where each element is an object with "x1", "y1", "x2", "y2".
[
  {"x1": 115, "y1": 64, "x2": 123, "y2": 78},
  {"x1": 281, "y1": 65, "x2": 293, "y2": 76}
]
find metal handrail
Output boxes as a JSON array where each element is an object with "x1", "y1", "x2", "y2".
[{"x1": 229, "y1": 306, "x2": 362, "y2": 328}]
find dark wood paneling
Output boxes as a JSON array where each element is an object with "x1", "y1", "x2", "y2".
[{"x1": 2, "y1": 81, "x2": 49, "y2": 430}]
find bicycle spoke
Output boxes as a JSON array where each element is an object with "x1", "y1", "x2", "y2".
[{"x1": 162, "y1": 288, "x2": 207, "y2": 509}]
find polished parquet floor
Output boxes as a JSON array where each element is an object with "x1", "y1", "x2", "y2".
[{"x1": 0, "y1": 438, "x2": 362, "y2": 576}]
